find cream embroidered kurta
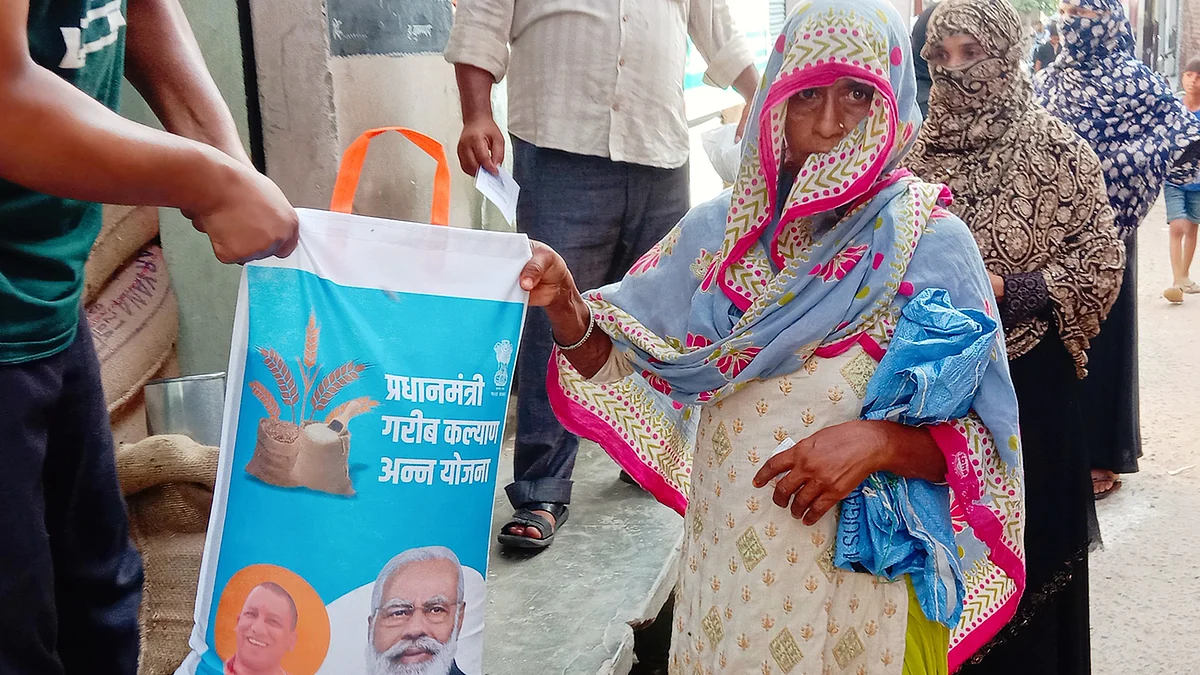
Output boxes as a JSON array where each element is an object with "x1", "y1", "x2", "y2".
[{"x1": 671, "y1": 344, "x2": 908, "y2": 675}]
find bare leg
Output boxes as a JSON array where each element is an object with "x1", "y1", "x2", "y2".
[
  {"x1": 1181, "y1": 220, "x2": 1198, "y2": 285},
  {"x1": 1169, "y1": 218, "x2": 1194, "y2": 285},
  {"x1": 1165, "y1": 219, "x2": 1191, "y2": 302}
]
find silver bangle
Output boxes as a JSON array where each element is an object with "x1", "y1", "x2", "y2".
[{"x1": 555, "y1": 311, "x2": 596, "y2": 351}]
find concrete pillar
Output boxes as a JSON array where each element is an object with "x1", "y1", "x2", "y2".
[
  {"x1": 1182, "y1": 0, "x2": 1200, "y2": 71},
  {"x1": 249, "y1": 0, "x2": 486, "y2": 229}
]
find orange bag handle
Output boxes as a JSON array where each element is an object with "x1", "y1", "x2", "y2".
[{"x1": 329, "y1": 126, "x2": 451, "y2": 226}]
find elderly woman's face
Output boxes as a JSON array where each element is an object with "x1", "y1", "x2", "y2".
[
  {"x1": 784, "y1": 78, "x2": 876, "y2": 161},
  {"x1": 927, "y1": 34, "x2": 988, "y2": 70}
]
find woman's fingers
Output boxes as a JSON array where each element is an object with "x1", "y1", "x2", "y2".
[
  {"x1": 803, "y1": 495, "x2": 840, "y2": 527},
  {"x1": 789, "y1": 479, "x2": 825, "y2": 521},
  {"x1": 519, "y1": 258, "x2": 545, "y2": 291},
  {"x1": 520, "y1": 242, "x2": 555, "y2": 288},
  {"x1": 754, "y1": 445, "x2": 797, "y2": 487},
  {"x1": 771, "y1": 467, "x2": 807, "y2": 509}
]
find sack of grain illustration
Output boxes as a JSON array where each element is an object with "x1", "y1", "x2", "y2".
[{"x1": 244, "y1": 313, "x2": 377, "y2": 495}]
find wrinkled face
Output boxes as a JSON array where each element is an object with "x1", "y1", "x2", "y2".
[
  {"x1": 1060, "y1": 2, "x2": 1101, "y2": 19},
  {"x1": 235, "y1": 587, "x2": 297, "y2": 672},
  {"x1": 369, "y1": 559, "x2": 463, "y2": 671},
  {"x1": 783, "y1": 78, "x2": 876, "y2": 163},
  {"x1": 927, "y1": 34, "x2": 988, "y2": 71}
]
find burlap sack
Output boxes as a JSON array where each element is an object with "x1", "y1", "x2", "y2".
[
  {"x1": 116, "y1": 435, "x2": 218, "y2": 675},
  {"x1": 246, "y1": 420, "x2": 354, "y2": 495},
  {"x1": 291, "y1": 423, "x2": 354, "y2": 496},
  {"x1": 87, "y1": 245, "x2": 180, "y2": 414},
  {"x1": 85, "y1": 205, "x2": 160, "y2": 305},
  {"x1": 244, "y1": 419, "x2": 303, "y2": 487},
  {"x1": 109, "y1": 348, "x2": 180, "y2": 447}
]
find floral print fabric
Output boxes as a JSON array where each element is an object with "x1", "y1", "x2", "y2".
[
  {"x1": 1034, "y1": 0, "x2": 1200, "y2": 235},
  {"x1": 906, "y1": 0, "x2": 1125, "y2": 377}
]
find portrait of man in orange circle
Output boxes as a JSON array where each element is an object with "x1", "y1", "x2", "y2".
[
  {"x1": 214, "y1": 564, "x2": 330, "y2": 675},
  {"x1": 367, "y1": 547, "x2": 467, "y2": 675},
  {"x1": 225, "y1": 582, "x2": 299, "y2": 675}
]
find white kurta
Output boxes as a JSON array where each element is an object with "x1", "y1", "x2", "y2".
[{"x1": 670, "y1": 344, "x2": 909, "y2": 675}]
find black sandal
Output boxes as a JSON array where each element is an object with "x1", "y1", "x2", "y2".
[{"x1": 497, "y1": 502, "x2": 570, "y2": 550}]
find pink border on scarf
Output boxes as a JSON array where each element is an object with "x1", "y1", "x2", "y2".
[
  {"x1": 545, "y1": 356, "x2": 689, "y2": 516},
  {"x1": 718, "y1": 64, "x2": 899, "y2": 311},
  {"x1": 929, "y1": 422, "x2": 1027, "y2": 671},
  {"x1": 812, "y1": 331, "x2": 887, "y2": 361}
]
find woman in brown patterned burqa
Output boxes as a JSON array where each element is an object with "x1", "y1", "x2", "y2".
[{"x1": 906, "y1": 0, "x2": 1124, "y2": 672}]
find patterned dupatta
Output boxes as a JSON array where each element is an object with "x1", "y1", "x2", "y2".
[
  {"x1": 1035, "y1": 0, "x2": 1200, "y2": 235},
  {"x1": 547, "y1": 0, "x2": 1025, "y2": 667}
]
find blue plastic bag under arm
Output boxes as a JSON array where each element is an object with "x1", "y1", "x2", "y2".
[{"x1": 835, "y1": 287, "x2": 999, "y2": 628}]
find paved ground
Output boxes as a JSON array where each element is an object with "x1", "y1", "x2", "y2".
[{"x1": 1091, "y1": 196, "x2": 1200, "y2": 674}]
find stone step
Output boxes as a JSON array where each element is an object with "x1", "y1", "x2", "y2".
[{"x1": 482, "y1": 432, "x2": 683, "y2": 675}]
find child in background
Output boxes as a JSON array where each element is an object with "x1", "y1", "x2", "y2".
[{"x1": 1164, "y1": 58, "x2": 1200, "y2": 303}]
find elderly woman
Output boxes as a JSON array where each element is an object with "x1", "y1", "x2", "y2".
[
  {"x1": 518, "y1": 0, "x2": 1024, "y2": 671},
  {"x1": 905, "y1": 1, "x2": 1124, "y2": 672},
  {"x1": 1035, "y1": 0, "x2": 1200, "y2": 498}
]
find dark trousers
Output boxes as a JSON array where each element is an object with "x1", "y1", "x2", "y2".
[
  {"x1": 507, "y1": 137, "x2": 690, "y2": 508},
  {"x1": 0, "y1": 315, "x2": 143, "y2": 674}
]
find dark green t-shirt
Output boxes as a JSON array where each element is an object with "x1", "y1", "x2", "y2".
[{"x1": 0, "y1": 0, "x2": 127, "y2": 364}]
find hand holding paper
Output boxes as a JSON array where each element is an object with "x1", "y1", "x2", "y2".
[{"x1": 475, "y1": 166, "x2": 520, "y2": 227}]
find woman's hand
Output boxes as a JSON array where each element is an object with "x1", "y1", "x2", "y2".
[
  {"x1": 989, "y1": 273, "x2": 1005, "y2": 301},
  {"x1": 520, "y1": 241, "x2": 577, "y2": 309},
  {"x1": 519, "y1": 241, "x2": 614, "y2": 379},
  {"x1": 752, "y1": 420, "x2": 946, "y2": 525}
]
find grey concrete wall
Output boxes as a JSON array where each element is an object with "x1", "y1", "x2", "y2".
[
  {"x1": 1182, "y1": 0, "x2": 1200, "y2": 71},
  {"x1": 119, "y1": 0, "x2": 252, "y2": 376},
  {"x1": 250, "y1": 0, "x2": 489, "y2": 228},
  {"x1": 247, "y1": 0, "x2": 341, "y2": 209},
  {"x1": 329, "y1": 54, "x2": 483, "y2": 226}
]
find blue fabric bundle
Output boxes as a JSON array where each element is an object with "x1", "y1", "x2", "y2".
[{"x1": 835, "y1": 287, "x2": 999, "y2": 628}]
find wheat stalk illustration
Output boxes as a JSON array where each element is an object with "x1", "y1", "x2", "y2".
[
  {"x1": 310, "y1": 361, "x2": 369, "y2": 413},
  {"x1": 258, "y1": 347, "x2": 299, "y2": 422},
  {"x1": 296, "y1": 313, "x2": 322, "y2": 420},
  {"x1": 324, "y1": 396, "x2": 380, "y2": 425},
  {"x1": 303, "y1": 313, "x2": 320, "y2": 369},
  {"x1": 249, "y1": 381, "x2": 281, "y2": 420}
]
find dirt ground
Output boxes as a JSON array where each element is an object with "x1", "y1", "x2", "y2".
[{"x1": 1090, "y1": 196, "x2": 1200, "y2": 674}]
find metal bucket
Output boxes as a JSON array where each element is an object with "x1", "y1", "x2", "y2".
[{"x1": 143, "y1": 372, "x2": 226, "y2": 447}]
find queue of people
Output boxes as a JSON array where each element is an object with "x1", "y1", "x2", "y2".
[
  {"x1": 4, "y1": 0, "x2": 1199, "y2": 672},
  {"x1": 460, "y1": 0, "x2": 1199, "y2": 672}
]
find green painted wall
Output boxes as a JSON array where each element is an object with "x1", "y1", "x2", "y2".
[{"x1": 119, "y1": 0, "x2": 249, "y2": 375}]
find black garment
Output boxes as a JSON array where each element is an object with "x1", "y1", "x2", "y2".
[
  {"x1": 449, "y1": 661, "x2": 466, "y2": 675},
  {"x1": 912, "y1": 4, "x2": 938, "y2": 117},
  {"x1": 1080, "y1": 232, "x2": 1142, "y2": 474},
  {"x1": 1034, "y1": 42, "x2": 1058, "y2": 71},
  {"x1": 959, "y1": 333, "x2": 1092, "y2": 675},
  {"x1": 0, "y1": 313, "x2": 144, "y2": 675}
]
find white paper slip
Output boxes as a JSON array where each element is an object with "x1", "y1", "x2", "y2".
[{"x1": 475, "y1": 165, "x2": 520, "y2": 226}]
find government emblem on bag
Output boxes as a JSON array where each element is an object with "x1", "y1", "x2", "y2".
[{"x1": 493, "y1": 340, "x2": 513, "y2": 388}]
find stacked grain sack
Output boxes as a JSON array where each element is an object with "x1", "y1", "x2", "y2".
[
  {"x1": 88, "y1": 206, "x2": 200, "y2": 675},
  {"x1": 84, "y1": 204, "x2": 181, "y2": 445}
]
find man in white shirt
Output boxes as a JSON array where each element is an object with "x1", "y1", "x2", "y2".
[{"x1": 446, "y1": 0, "x2": 758, "y2": 549}]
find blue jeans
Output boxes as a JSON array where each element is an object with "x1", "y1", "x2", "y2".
[
  {"x1": 0, "y1": 314, "x2": 143, "y2": 674},
  {"x1": 508, "y1": 137, "x2": 690, "y2": 508},
  {"x1": 1165, "y1": 183, "x2": 1200, "y2": 224}
]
